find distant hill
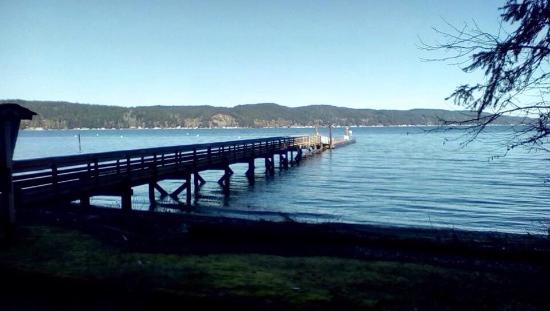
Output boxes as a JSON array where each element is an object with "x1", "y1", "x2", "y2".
[{"x1": 0, "y1": 100, "x2": 529, "y2": 129}]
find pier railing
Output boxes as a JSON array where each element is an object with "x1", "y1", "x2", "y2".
[{"x1": 292, "y1": 135, "x2": 322, "y2": 147}]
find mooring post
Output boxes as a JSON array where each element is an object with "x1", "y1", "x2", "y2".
[
  {"x1": 0, "y1": 104, "x2": 36, "y2": 239},
  {"x1": 329, "y1": 124, "x2": 333, "y2": 149}
]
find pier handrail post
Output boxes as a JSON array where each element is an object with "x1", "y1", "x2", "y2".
[
  {"x1": 0, "y1": 103, "x2": 36, "y2": 239},
  {"x1": 152, "y1": 153, "x2": 158, "y2": 176},
  {"x1": 193, "y1": 148, "x2": 197, "y2": 171},
  {"x1": 51, "y1": 162, "x2": 58, "y2": 193},
  {"x1": 126, "y1": 154, "x2": 131, "y2": 176}
]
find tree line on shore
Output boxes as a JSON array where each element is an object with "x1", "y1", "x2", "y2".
[{"x1": 1, "y1": 99, "x2": 528, "y2": 129}]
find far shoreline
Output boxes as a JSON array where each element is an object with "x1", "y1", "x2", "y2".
[{"x1": 20, "y1": 123, "x2": 521, "y2": 131}]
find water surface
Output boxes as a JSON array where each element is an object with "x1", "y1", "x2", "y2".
[{"x1": 14, "y1": 127, "x2": 550, "y2": 234}]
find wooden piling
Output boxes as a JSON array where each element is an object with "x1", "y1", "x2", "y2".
[
  {"x1": 185, "y1": 173, "x2": 192, "y2": 207},
  {"x1": 246, "y1": 158, "x2": 255, "y2": 184},
  {"x1": 121, "y1": 188, "x2": 132, "y2": 212},
  {"x1": 296, "y1": 148, "x2": 303, "y2": 164},
  {"x1": 216, "y1": 165, "x2": 232, "y2": 194},
  {"x1": 265, "y1": 155, "x2": 274, "y2": 175},
  {"x1": 148, "y1": 182, "x2": 156, "y2": 207}
]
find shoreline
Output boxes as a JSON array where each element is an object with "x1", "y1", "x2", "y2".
[
  {"x1": 17, "y1": 205, "x2": 550, "y2": 265},
  {"x1": 20, "y1": 124, "x2": 520, "y2": 131}
]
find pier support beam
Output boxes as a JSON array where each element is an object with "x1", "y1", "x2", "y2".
[
  {"x1": 280, "y1": 153, "x2": 289, "y2": 169},
  {"x1": 170, "y1": 174, "x2": 193, "y2": 206},
  {"x1": 245, "y1": 158, "x2": 255, "y2": 184},
  {"x1": 218, "y1": 165, "x2": 233, "y2": 193},
  {"x1": 171, "y1": 181, "x2": 188, "y2": 198},
  {"x1": 265, "y1": 155, "x2": 275, "y2": 175},
  {"x1": 185, "y1": 174, "x2": 192, "y2": 207},
  {"x1": 154, "y1": 183, "x2": 169, "y2": 197},
  {"x1": 295, "y1": 148, "x2": 303, "y2": 164},
  {"x1": 194, "y1": 172, "x2": 205, "y2": 197},
  {"x1": 148, "y1": 182, "x2": 169, "y2": 207},
  {"x1": 121, "y1": 188, "x2": 133, "y2": 212},
  {"x1": 148, "y1": 182, "x2": 156, "y2": 207}
]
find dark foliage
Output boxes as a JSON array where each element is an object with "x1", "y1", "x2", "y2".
[{"x1": 422, "y1": 0, "x2": 550, "y2": 150}]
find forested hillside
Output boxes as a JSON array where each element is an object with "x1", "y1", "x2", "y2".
[{"x1": 1, "y1": 100, "x2": 528, "y2": 129}]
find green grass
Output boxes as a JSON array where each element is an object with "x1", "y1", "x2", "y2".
[{"x1": 1, "y1": 226, "x2": 549, "y2": 309}]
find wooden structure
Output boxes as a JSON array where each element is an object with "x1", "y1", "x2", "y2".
[
  {"x1": 0, "y1": 104, "x2": 36, "y2": 237},
  {"x1": 10, "y1": 134, "x2": 349, "y2": 211}
]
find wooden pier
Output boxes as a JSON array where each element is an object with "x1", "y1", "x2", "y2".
[{"x1": 10, "y1": 135, "x2": 353, "y2": 211}]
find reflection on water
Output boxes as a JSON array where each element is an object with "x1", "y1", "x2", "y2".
[{"x1": 14, "y1": 127, "x2": 550, "y2": 234}]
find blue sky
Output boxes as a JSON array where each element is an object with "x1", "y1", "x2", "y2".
[{"x1": 0, "y1": 0, "x2": 504, "y2": 109}]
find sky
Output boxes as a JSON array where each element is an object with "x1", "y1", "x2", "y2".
[{"x1": 0, "y1": 0, "x2": 505, "y2": 109}]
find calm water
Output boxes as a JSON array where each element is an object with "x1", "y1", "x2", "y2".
[{"x1": 14, "y1": 127, "x2": 550, "y2": 234}]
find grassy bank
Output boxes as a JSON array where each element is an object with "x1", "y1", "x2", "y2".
[{"x1": 1, "y1": 225, "x2": 550, "y2": 310}]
